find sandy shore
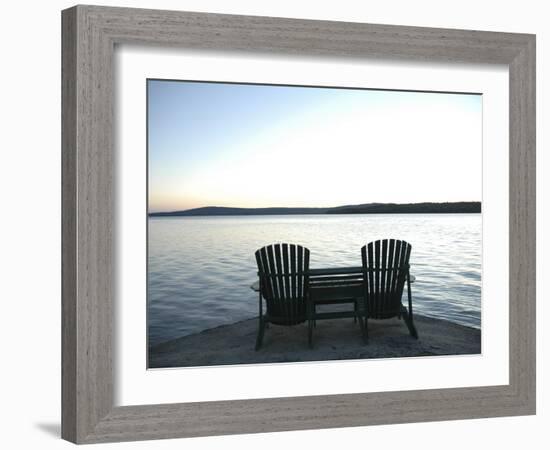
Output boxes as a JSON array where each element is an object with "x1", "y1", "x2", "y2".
[{"x1": 149, "y1": 314, "x2": 481, "y2": 368}]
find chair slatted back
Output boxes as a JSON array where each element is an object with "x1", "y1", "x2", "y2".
[
  {"x1": 255, "y1": 243, "x2": 310, "y2": 325},
  {"x1": 361, "y1": 239, "x2": 411, "y2": 319}
]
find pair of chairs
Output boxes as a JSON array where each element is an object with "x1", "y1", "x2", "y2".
[{"x1": 254, "y1": 239, "x2": 418, "y2": 350}]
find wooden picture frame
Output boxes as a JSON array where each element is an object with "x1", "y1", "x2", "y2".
[{"x1": 61, "y1": 5, "x2": 536, "y2": 444}]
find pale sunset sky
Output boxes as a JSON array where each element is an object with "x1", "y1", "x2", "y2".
[{"x1": 148, "y1": 80, "x2": 482, "y2": 213}]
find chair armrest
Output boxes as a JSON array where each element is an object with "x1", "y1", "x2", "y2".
[
  {"x1": 410, "y1": 274, "x2": 416, "y2": 283},
  {"x1": 250, "y1": 280, "x2": 260, "y2": 292}
]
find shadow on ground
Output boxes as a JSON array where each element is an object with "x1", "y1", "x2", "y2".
[{"x1": 35, "y1": 423, "x2": 60, "y2": 438}]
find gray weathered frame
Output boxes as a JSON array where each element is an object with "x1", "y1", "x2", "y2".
[{"x1": 61, "y1": 4, "x2": 536, "y2": 444}]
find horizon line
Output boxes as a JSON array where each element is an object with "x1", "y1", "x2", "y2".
[{"x1": 149, "y1": 201, "x2": 482, "y2": 216}]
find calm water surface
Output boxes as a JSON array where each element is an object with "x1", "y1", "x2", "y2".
[{"x1": 148, "y1": 214, "x2": 481, "y2": 347}]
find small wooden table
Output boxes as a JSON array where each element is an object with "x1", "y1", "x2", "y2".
[{"x1": 307, "y1": 266, "x2": 364, "y2": 321}]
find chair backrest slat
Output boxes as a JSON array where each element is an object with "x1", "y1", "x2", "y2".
[
  {"x1": 386, "y1": 239, "x2": 395, "y2": 306},
  {"x1": 255, "y1": 243, "x2": 310, "y2": 325},
  {"x1": 297, "y1": 245, "x2": 304, "y2": 299},
  {"x1": 266, "y1": 245, "x2": 278, "y2": 301},
  {"x1": 303, "y1": 249, "x2": 310, "y2": 301},
  {"x1": 273, "y1": 244, "x2": 284, "y2": 315},
  {"x1": 381, "y1": 239, "x2": 388, "y2": 317},
  {"x1": 361, "y1": 239, "x2": 412, "y2": 319},
  {"x1": 289, "y1": 244, "x2": 296, "y2": 319},
  {"x1": 256, "y1": 249, "x2": 271, "y2": 300}
]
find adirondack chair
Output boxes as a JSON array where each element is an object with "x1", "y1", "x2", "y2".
[
  {"x1": 360, "y1": 239, "x2": 418, "y2": 341},
  {"x1": 254, "y1": 243, "x2": 311, "y2": 350}
]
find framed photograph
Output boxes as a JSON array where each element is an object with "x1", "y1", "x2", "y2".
[
  {"x1": 62, "y1": 5, "x2": 536, "y2": 444},
  {"x1": 146, "y1": 79, "x2": 483, "y2": 369}
]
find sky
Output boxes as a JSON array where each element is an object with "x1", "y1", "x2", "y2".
[{"x1": 148, "y1": 80, "x2": 482, "y2": 213}]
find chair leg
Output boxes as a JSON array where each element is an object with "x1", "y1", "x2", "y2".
[
  {"x1": 354, "y1": 299, "x2": 367, "y2": 343},
  {"x1": 308, "y1": 318, "x2": 314, "y2": 349},
  {"x1": 255, "y1": 317, "x2": 266, "y2": 351},
  {"x1": 401, "y1": 306, "x2": 418, "y2": 339},
  {"x1": 313, "y1": 304, "x2": 316, "y2": 328},
  {"x1": 307, "y1": 298, "x2": 315, "y2": 347},
  {"x1": 358, "y1": 314, "x2": 368, "y2": 344}
]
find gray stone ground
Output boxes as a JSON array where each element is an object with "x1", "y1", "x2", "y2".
[{"x1": 149, "y1": 314, "x2": 481, "y2": 368}]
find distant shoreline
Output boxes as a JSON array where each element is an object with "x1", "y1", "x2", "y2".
[{"x1": 149, "y1": 201, "x2": 481, "y2": 217}]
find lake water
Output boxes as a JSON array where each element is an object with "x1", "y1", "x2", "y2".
[{"x1": 148, "y1": 214, "x2": 481, "y2": 347}]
